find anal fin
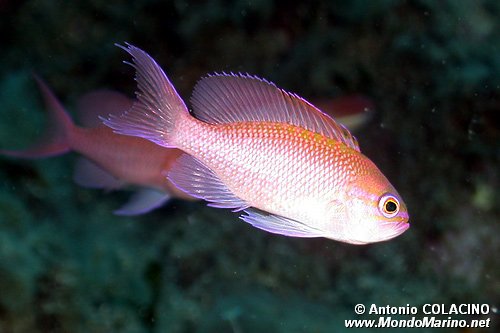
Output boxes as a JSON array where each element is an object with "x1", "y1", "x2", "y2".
[{"x1": 240, "y1": 208, "x2": 324, "y2": 238}]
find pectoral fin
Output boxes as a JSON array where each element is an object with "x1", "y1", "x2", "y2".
[{"x1": 168, "y1": 154, "x2": 249, "y2": 211}]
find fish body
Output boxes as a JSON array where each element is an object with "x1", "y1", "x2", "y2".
[
  {"x1": 0, "y1": 79, "x2": 192, "y2": 215},
  {"x1": 104, "y1": 44, "x2": 409, "y2": 244}
]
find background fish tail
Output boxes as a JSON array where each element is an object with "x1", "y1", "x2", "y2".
[{"x1": 0, "y1": 76, "x2": 74, "y2": 158}]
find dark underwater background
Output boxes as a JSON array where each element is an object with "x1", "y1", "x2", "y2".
[{"x1": 0, "y1": 0, "x2": 498, "y2": 332}]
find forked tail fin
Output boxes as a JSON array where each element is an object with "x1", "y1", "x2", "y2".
[
  {"x1": 0, "y1": 76, "x2": 73, "y2": 158},
  {"x1": 101, "y1": 43, "x2": 189, "y2": 148}
]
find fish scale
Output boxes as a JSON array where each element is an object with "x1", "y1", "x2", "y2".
[{"x1": 185, "y1": 124, "x2": 328, "y2": 194}]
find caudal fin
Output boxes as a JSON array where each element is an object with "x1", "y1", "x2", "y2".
[
  {"x1": 101, "y1": 43, "x2": 189, "y2": 148},
  {"x1": 0, "y1": 76, "x2": 73, "y2": 158}
]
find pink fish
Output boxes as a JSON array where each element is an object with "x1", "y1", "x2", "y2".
[
  {"x1": 0, "y1": 77, "x2": 194, "y2": 215},
  {"x1": 104, "y1": 44, "x2": 409, "y2": 244}
]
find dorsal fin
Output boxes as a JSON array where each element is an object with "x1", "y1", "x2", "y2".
[{"x1": 190, "y1": 73, "x2": 360, "y2": 151}]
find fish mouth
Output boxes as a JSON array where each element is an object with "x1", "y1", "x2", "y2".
[
  {"x1": 380, "y1": 221, "x2": 410, "y2": 241},
  {"x1": 345, "y1": 221, "x2": 410, "y2": 245}
]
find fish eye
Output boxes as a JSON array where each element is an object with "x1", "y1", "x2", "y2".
[{"x1": 378, "y1": 194, "x2": 400, "y2": 218}]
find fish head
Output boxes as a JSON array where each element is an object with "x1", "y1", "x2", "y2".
[{"x1": 328, "y1": 159, "x2": 410, "y2": 245}]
